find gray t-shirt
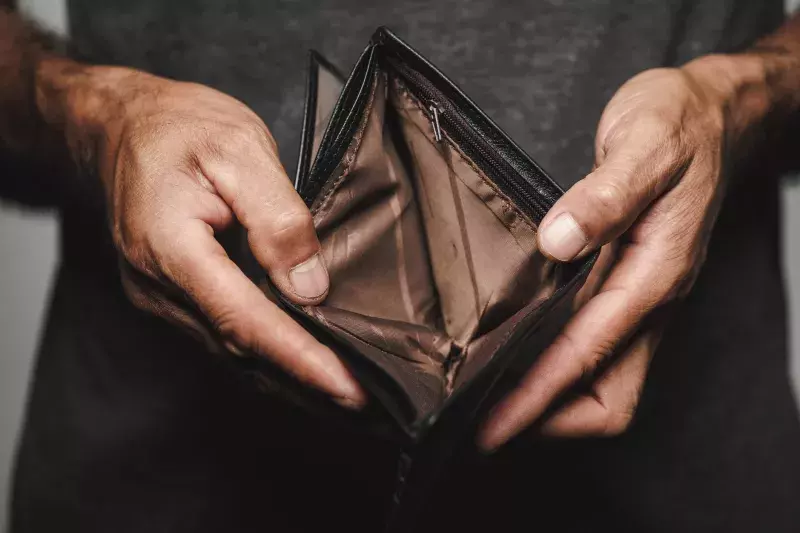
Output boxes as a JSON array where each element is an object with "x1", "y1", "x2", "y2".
[{"x1": 11, "y1": 1, "x2": 800, "y2": 532}]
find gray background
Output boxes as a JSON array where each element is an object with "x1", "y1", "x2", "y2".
[
  {"x1": 0, "y1": 3, "x2": 65, "y2": 530},
  {"x1": 1, "y1": 0, "x2": 800, "y2": 530}
]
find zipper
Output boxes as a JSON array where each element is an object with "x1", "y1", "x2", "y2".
[
  {"x1": 428, "y1": 102, "x2": 443, "y2": 142},
  {"x1": 389, "y1": 59, "x2": 549, "y2": 220}
]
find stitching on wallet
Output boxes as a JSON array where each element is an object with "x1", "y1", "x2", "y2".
[{"x1": 312, "y1": 74, "x2": 382, "y2": 217}]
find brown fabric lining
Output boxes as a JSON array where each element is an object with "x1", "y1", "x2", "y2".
[
  {"x1": 391, "y1": 81, "x2": 539, "y2": 235},
  {"x1": 301, "y1": 71, "x2": 561, "y2": 422}
]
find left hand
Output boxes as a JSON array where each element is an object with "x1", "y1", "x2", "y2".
[{"x1": 478, "y1": 56, "x2": 741, "y2": 448}]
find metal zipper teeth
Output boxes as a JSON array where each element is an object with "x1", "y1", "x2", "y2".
[{"x1": 390, "y1": 61, "x2": 549, "y2": 220}]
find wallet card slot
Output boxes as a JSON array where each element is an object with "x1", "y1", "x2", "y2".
[
  {"x1": 302, "y1": 45, "x2": 379, "y2": 206},
  {"x1": 295, "y1": 51, "x2": 346, "y2": 192}
]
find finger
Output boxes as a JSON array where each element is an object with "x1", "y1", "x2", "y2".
[
  {"x1": 573, "y1": 242, "x2": 618, "y2": 310},
  {"x1": 119, "y1": 260, "x2": 223, "y2": 350},
  {"x1": 199, "y1": 130, "x2": 329, "y2": 304},
  {"x1": 539, "y1": 319, "x2": 666, "y2": 437},
  {"x1": 477, "y1": 241, "x2": 675, "y2": 451},
  {"x1": 537, "y1": 131, "x2": 689, "y2": 262},
  {"x1": 154, "y1": 217, "x2": 365, "y2": 408}
]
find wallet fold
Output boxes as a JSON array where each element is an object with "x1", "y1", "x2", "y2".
[{"x1": 255, "y1": 26, "x2": 598, "y2": 531}]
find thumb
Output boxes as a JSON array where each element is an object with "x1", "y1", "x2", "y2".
[
  {"x1": 201, "y1": 145, "x2": 329, "y2": 305},
  {"x1": 538, "y1": 142, "x2": 674, "y2": 261}
]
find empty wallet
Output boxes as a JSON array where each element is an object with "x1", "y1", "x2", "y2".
[{"x1": 244, "y1": 26, "x2": 598, "y2": 532}]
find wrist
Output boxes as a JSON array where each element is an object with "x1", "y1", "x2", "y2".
[
  {"x1": 35, "y1": 57, "x2": 129, "y2": 148},
  {"x1": 682, "y1": 54, "x2": 775, "y2": 145},
  {"x1": 34, "y1": 59, "x2": 157, "y2": 194},
  {"x1": 682, "y1": 48, "x2": 800, "y2": 151}
]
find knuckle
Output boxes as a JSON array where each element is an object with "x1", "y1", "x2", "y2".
[
  {"x1": 671, "y1": 251, "x2": 704, "y2": 299},
  {"x1": 580, "y1": 346, "x2": 611, "y2": 382},
  {"x1": 672, "y1": 253, "x2": 699, "y2": 285},
  {"x1": 212, "y1": 309, "x2": 298, "y2": 361},
  {"x1": 192, "y1": 137, "x2": 226, "y2": 165},
  {"x1": 246, "y1": 120, "x2": 277, "y2": 148},
  {"x1": 634, "y1": 116, "x2": 686, "y2": 166},
  {"x1": 656, "y1": 244, "x2": 705, "y2": 302},
  {"x1": 578, "y1": 358, "x2": 600, "y2": 384},
  {"x1": 589, "y1": 179, "x2": 630, "y2": 226},
  {"x1": 657, "y1": 125, "x2": 685, "y2": 160},
  {"x1": 211, "y1": 306, "x2": 251, "y2": 348},
  {"x1": 273, "y1": 207, "x2": 315, "y2": 236},
  {"x1": 225, "y1": 120, "x2": 276, "y2": 153},
  {"x1": 252, "y1": 206, "x2": 315, "y2": 249},
  {"x1": 124, "y1": 116, "x2": 179, "y2": 159},
  {"x1": 603, "y1": 383, "x2": 643, "y2": 436},
  {"x1": 560, "y1": 330, "x2": 613, "y2": 383},
  {"x1": 604, "y1": 408, "x2": 635, "y2": 436},
  {"x1": 632, "y1": 112, "x2": 670, "y2": 136},
  {"x1": 126, "y1": 221, "x2": 189, "y2": 287}
]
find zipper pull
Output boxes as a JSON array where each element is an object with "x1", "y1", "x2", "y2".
[{"x1": 428, "y1": 102, "x2": 443, "y2": 142}]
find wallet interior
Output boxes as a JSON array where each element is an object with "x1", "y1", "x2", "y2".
[{"x1": 289, "y1": 42, "x2": 569, "y2": 429}]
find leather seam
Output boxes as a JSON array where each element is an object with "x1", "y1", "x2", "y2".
[{"x1": 311, "y1": 73, "x2": 381, "y2": 217}]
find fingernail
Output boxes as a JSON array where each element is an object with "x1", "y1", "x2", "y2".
[
  {"x1": 327, "y1": 367, "x2": 367, "y2": 410},
  {"x1": 333, "y1": 395, "x2": 366, "y2": 410},
  {"x1": 314, "y1": 344, "x2": 367, "y2": 409},
  {"x1": 539, "y1": 213, "x2": 588, "y2": 261},
  {"x1": 476, "y1": 417, "x2": 506, "y2": 453},
  {"x1": 328, "y1": 363, "x2": 367, "y2": 409},
  {"x1": 476, "y1": 432, "x2": 500, "y2": 454},
  {"x1": 289, "y1": 253, "x2": 329, "y2": 299}
]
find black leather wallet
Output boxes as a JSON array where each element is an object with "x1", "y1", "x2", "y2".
[{"x1": 247, "y1": 27, "x2": 597, "y2": 532}]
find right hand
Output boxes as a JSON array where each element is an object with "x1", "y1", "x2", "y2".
[{"x1": 62, "y1": 64, "x2": 365, "y2": 408}]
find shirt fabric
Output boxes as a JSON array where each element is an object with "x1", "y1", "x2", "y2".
[{"x1": 9, "y1": 1, "x2": 800, "y2": 532}]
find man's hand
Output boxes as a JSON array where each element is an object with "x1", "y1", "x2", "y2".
[
  {"x1": 0, "y1": 6, "x2": 366, "y2": 410},
  {"x1": 51, "y1": 63, "x2": 365, "y2": 409},
  {"x1": 478, "y1": 55, "x2": 774, "y2": 449}
]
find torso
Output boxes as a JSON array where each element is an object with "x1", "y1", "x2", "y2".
[{"x1": 12, "y1": 1, "x2": 800, "y2": 532}]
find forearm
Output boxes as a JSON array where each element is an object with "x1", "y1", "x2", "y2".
[
  {"x1": 680, "y1": 12, "x2": 800, "y2": 165},
  {"x1": 0, "y1": 6, "x2": 103, "y2": 206}
]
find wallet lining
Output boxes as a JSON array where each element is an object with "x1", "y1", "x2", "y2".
[{"x1": 302, "y1": 70, "x2": 561, "y2": 423}]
